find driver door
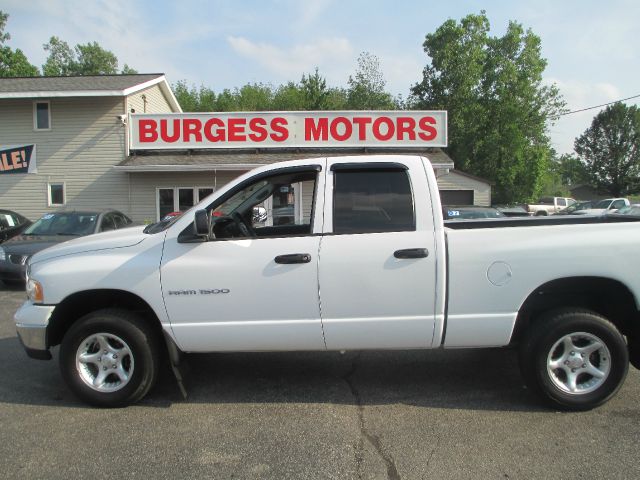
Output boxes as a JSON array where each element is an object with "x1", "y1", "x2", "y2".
[{"x1": 160, "y1": 162, "x2": 326, "y2": 352}]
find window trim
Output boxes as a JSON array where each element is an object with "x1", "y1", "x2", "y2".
[
  {"x1": 47, "y1": 182, "x2": 66, "y2": 207},
  {"x1": 33, "y1": 100, "x2": 52, "y2": 131}
]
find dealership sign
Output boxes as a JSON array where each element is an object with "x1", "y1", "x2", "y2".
[
  {"x1": 0, "y1": 145, "x2": 37, "y2": 174},
  {"x1": 129, "y1": 111, "x2": 447, "y2": 150}
]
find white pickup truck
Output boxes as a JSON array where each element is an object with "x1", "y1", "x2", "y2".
[
  {"x1": 14, "y1": 155, "x2": 640, "y2": 410},
  {"x1": 527, "y1": 196, "x2": 576, "y2": 215}
]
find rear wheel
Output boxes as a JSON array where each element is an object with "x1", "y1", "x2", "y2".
[
  {"x1": 59, "y1": 309, "x2": 160, "y2": 407},
  {"x1": 519, "y1": 309, "x2": 628, "y2": 410}
]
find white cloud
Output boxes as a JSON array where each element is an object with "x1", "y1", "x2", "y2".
[
  {"x1": 297, "y1": 0, "x2": 333, "y2": 26},
  {"x1": 227, "y1": 36, "x2": 353, "y2": 82}
]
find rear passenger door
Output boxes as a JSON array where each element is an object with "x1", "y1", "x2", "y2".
[{"x1": 318, "y1": 157, "x2": 439, "y2": 350}]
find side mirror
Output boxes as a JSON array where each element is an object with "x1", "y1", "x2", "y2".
[{"x1": 193, "y1": 209, "x2": 211, "y2": 238}]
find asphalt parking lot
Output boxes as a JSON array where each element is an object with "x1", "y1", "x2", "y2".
[{"x1": 1, "y1": 285, "x2": 639, "y2": 480}]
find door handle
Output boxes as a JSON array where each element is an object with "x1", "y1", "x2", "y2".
[
  {"x1": 394, "y1": 248, "x2": 429, "y2": 259},
  {"x1": 275, "y1": 253, "x2": 312, "y2": 264}
]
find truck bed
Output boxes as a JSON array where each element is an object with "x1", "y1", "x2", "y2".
[{"x1": 444, "y1": 215, "x2": 640, "y2": 229}]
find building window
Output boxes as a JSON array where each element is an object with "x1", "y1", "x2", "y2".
[
  {"x1": 156, "y1": 186, "x2": 214, "y2": 220},
  {"x1": 34, "y1": 101, "x2": 51, "y2": 130},
  {"x1": 48, "y1": 183, "x2": 65, "y2": 206}
]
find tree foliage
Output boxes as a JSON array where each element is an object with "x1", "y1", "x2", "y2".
[
  {"x1": 171, "y1": 53, "x2": 398, "y2": 113},
  {"x1": 574, "y1": 103, "x2": 640, "y2": 196},
  {"x1": 42, "y1": 36, "x2": 129, "y2": 75},
  {"x1": 346, "y1": 52, "x2": 397, "y2": 109},
  {"x1": 410, "y1": 12, "x2": 565, "y2": 203},
  {"x1": 0, "y1": 10, "x2": 39, "y2": 77}
]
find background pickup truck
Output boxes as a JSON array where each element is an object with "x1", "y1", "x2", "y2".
[
  {"x1": 14, "y1": 155, "x2": 640, "y2": 410},
  {"x1": 527, "y1": 196, "x2": 576, "y2": 215}
]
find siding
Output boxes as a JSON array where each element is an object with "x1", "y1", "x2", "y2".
[
  {"x1": 0, "y1": 97, "x2": 130, "y2": 220},
  {"x1": 127, "y1": 85, "x2": 174, "y2": 114},
  {"x1": 436, "y1": 171, "x2": 491, "y2": 206}
]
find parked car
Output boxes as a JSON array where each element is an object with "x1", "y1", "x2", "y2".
[
  {"x1": 608, "y1": 204, "x2": 640, "y2": 217},
  {"x1": 573, "y1": 198, "x2": 630, "y2": 216},
  {"x1": 493, "y1": 205, "x2": 529, "y2": 217},
  {"x1": 0, "y1": 210, "x2": 132, "y2": 284},
  {"x1": 0, "y1": 209, "x2": 32, "y2": 243},
  {"x1": 553, "y1": 200, "x2": 594, "y2": 215},
  {"x1": 443, "y1": 206, "x2": 506, "y2": 220},
  {"x1": 526, "y1": 197, "x2": 576, "y2": 216}
]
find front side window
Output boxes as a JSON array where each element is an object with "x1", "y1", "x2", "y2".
[
  {"x1": 333, "y1": 168, "x2": 415, "y2": 234},
  {"x1": 48, "y1": 183, "x2": 65, "y2": 206},
  {"x1": 208, "y1": 169, "x2": 318, "y2": 239},
  {"x1": 34, "y1": 101, "x2": 51, "y2": 130}
]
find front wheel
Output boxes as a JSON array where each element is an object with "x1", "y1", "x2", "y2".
[
  {"x1": 59, "y1": 309, "x2": 160, "y2": 407},
  {"x1": 519, "y1": 309, "x2": 628, "y2": 410}
]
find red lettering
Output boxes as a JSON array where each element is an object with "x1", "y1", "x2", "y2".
[
  {"x1": 138, "y1": 119, "x2": 158, "y2": 142},
  {"x1": 160, "y1": 119, "x2": 181, "y2": 142},
  {"x1": 228, "y1": 118, "x2": 247, "y2": 142},
  {"x1": 10, "y1": 150, "x2": 22, "y2": 169},
  {"x1": 352, "y1": 117, "x2": 372, "y2": 140},
  {"x1": 305, "y1": 118, "x2": 329, "y2": 141},
  {"x1": 204, "y1": 118, "x2": 225, "y2": 142},
  {"x1": 418, "y1": 116, "x2": 437, "y2": 141},
  {"x1": 372, "y1": 117, "x2": 394, "y2": 141},
  {"x1": 248, "y1": 118, "x2": 268, "y2": 142},
  {"x1": 0, "y1": 153, "x2": 6, "y2": 171},
  {"x1": 396, "y1": 117, "x2": 416, "y2": 141},
  {"x1": 183, "y1": 119, "x2": 203, "y2": 142},
  {"x1": 330, "y1": 117, "x2": 353, "y2": 142},
  {"x1": 270, "y1": 117, "x2": 288, "y2": 142},
  {"x1": 20, "y1": 150, "x2": 28, "y2": 169}
]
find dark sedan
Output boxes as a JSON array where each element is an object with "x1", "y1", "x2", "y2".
[
  {"x1": 0, "y1": 209, "x2": 32, "y2": 243},
  {"x1": 0, "y1": 210, "x2": 132, "y2": 284}
]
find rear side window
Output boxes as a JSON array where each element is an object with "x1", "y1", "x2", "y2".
[{"x1": 333, "y1": 168, "x2": 415, "y2": 234}]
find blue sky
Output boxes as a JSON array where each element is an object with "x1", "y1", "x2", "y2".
[{"x1": 3, "y1": 0, "x2": 640, "y2": 154}]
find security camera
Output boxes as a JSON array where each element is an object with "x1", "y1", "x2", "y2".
[{"x1": 116, "y1": 114, "x2": 127, "y2": 124}]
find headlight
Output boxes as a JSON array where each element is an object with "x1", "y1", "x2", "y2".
[
  {"x1": 26, "y1": 278, "x2": 44, "y2": 303},
  {"x1": 0, "y1": 247, "x2": 5, "y2": 261}
]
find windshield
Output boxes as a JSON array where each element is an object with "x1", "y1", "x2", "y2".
[{"x1": 24, "y1": 212, "x2": 98, "y2": 236}]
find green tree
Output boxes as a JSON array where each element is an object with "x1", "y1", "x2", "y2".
[
  {"x1": 347, "y1": 52, "x2": 396, "y2": 109},
  {"x1": 574, "y1": 103, "x2": 640, "y2": 196},
  {"x1": 0, "y1": 11, "x2": 39, "y2": 77},
  {"x1": 42, "y1": 36, "x2": 75, "y2": 75},
  {"x1": 42, "y1": 36, "x2": 131, "y2": 75},
  {"x1": 411, "y1": 12, "x2": 565, "y2": 203}
]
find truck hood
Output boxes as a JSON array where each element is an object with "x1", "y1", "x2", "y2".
[{"x1": 30, "y1": 225, "x2": 148, "y2": 264}]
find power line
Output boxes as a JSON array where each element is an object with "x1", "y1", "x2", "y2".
[{"x1": 555, "y1": 93, "x2": 640, "y2": 117}]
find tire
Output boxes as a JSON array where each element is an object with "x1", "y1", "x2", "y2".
[
  {"x1": 59, "y1": 309, "x2": 160, "y2": 407},
  {"x1": 535, "y1": 211, "x2": 548, "y2": 216},
  {"x1": 519, "y1": 309, "x2": 628, "y2": 411}
]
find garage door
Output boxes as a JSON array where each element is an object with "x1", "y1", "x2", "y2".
[{"x1": 440, "y1": 190, "x2": 474, "y2": 205}]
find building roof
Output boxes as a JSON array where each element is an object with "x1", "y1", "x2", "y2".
[
  {"x1": 115, "y1": 148, "x2": 455, "y2": 172},
  {"x1": 0, "y1": 74, "x2": 182, "y2": 111}
]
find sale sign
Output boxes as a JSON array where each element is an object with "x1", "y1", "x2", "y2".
[
  {"x1": 0, "y1": 145, "x2": 37, "y2": 174},
  {"x1": 129, "y1": 111, "x2": 447, "y2": 150}
]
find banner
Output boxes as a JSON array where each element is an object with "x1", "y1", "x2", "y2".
[
  {"x1": 129, "y1": 111, "x2": 447, "y2": 150},
  {"x1": 0, "y1": 145, "x2": 37, "y2": 174}
]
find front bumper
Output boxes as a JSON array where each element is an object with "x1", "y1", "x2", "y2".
[{"x1": 14, "y1": 301, "x2": 55, "y2": 360}]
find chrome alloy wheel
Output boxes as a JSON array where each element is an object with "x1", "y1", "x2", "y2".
[
  {"x1": 547, "y1": 332, "x2": 611, "y2": 395},
  {"x1": 75, "y1": 333, "x2": 135, "y2": 393}
]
